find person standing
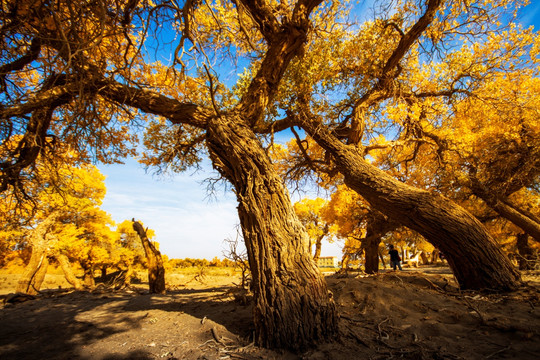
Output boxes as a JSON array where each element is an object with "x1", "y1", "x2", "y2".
[{"x1": 389, "y1": 245, "x2": 402, "y2": 271}]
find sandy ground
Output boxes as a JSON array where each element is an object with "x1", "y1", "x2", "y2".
[{"x1": 1, "y1": 266, "x2": 539, "y2": 360}]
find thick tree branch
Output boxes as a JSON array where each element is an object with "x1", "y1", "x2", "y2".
[
  {"x1": 236, "y1": 0, "x2": 322, "y2": 126},
  {"x1": 0, "y1": 83, "x2": 74, "y2": 119},
  {"x1": 380, "y1": 0, "x2": 442, "y2": 81},
  {"x1": 0, "y1": 38, "x2": 41, "y2": 79},
  {"x1": 236, "y1": 0, "x2": 281, "y2": 43},
  {"x1": 97, "y1": 81, "x2": 212, "y2": 129}
]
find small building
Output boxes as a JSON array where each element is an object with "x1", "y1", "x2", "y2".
[{"x1": 318, "y1": 256, "x2": 339, "y2": 268}]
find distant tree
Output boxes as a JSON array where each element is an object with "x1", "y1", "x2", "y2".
[
  {"x1": 132, "y1": 219, "x2": 166, "y2": 294},
  {"x1": 3, "y1": 155, "x2": 113, "y2": 293},
  {"x1": 293, "y1": 198, "x2": 332, "y2": 263},
  {"x1": 323, "y1": 185, "x2": 399, "y2": 273}
]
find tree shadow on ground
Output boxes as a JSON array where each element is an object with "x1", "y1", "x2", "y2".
[
  {"x1": 0, "y1": 291, "x2": 154, "y2": 360},
  {"x1": 0, "y1": 285, "x2": 258, "y2": 360}
]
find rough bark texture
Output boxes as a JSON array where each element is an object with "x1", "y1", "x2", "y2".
[
  {"x1": 363, "y1": 237, "x2": 380, "y2": 274},
  {"x1": 206, "y1": 113, "x2": 338, "y2": 351},
  {"x1": 133, "y1": 220, "x2": 166, "y2": 294},
  {"x1": 489, "y1": 198, "x2": 540, "y2": 244},
  {"x1": 54, "y1": 253, "x2": 83, "y2": 290},
  {"x1": 303, "y1": 119, "x2": 521, "y2": 291}
]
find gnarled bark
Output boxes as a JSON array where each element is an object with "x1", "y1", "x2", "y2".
[
  {"x1": 133, "y1": 220, "x2": 166, "y2": 294},
  {"x1": 302, "y1": 118, "x2": 521, "y2": 291},
  {"x1": 206, "y1": 113, "x2": 338, "y2": 351}
]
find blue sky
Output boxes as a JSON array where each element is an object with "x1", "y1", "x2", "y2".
[
  {"x1": 99, "y1": 158, "x2": 239, "y2": 260},
  {"x1": 99, "y1": 140, "x2": 345, "y2": 260},
  {"x1": 99, "y1": 1, "x2": 540, "y2": 261}
]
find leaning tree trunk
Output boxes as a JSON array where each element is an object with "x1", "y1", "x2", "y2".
[
  {"x1": 302, "y1": 119, "x2": 521, "y2": 291},
  {"x1": 489, "y1": 198, "x2": 540, "y2": 244},
  {"x1": 132, "y1": 220, "x2": 166, "y2": 294},
  {"x1": 16, "y1": 214, "x2": 58, "y2": 295},
  {"x1": 16, "y1": 247, "x2": 49, "y2": 295},
  {"x1": 473, "y1": 189, "x2": 540, "y2": 244},
  {"x1": 206, "y1": 113, "x2": 338, "y2": 351},
  {"x1": 54, "y1": 253, "x2": 83, "y2": 290}
]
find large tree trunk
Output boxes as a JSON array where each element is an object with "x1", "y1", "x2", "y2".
[
  {"x1": 363, "y1": 238, "x2": 379, "y2": 274},
  {"x1": 54, "y1": 253, "x2": 83, "y2": 290},
  {"x1": 206, "y1": 113, "x2": 338, "y2": 351},
  {"x1": 16, "y1": 247, "x2": 49, "y2": 295},
  {"x1": 302, "y1": 119, "x2": 521, "y2": 291},
  {"x1": 133, "y1": 220, "x2": 166, "y2": 294}
]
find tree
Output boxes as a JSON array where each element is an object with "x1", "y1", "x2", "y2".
[
  {"x1": 114, "y1": 219, "x2": 148, "y2": 288},
  {"x1": 369, "y1": 73, "x2": 540, "y2": 245},
  {"x1": 293, "y1": 197, "x2": 331, "y2": 263},
  {"x1": 1, "y1": 0, "x2": 536, "y2": 348},
  {"x1": 15, "y1": 212, "x2": 58, "y2": 294},
  {"x1": 0, "y1": 0, "x2": 339, "y2": 350},
  {"x1": 323, "y1": 185, "x2": 399, "y2": 273},
  {"x1": 0, "y1": 143, "x2": 116, "y2": 293},
  {"x1": 132, "y1": 219, "x2": 166, "y2": 294},
  {"x1": 433, "y1": 75, "x2": 540, "y2": 243},
  {"x1": 271, "y1": 0, "x2": 535, "y2": 290}
]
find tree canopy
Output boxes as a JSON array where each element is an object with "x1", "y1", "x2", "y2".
[{"x1": 1, "y1": 0, "x2": 539, "y2": 350}]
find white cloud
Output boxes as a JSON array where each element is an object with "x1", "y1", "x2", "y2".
[
  {"x1": 99, "y1": 157, "x2": 343, "y2": 260},
  {"x1": 99, "y1": 159, "x2": 240, "y2": 259}
]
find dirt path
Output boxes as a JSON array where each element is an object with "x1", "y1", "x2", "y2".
[{"x1": 1, "y1": 267, "x2": 539, "y2": 359}]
